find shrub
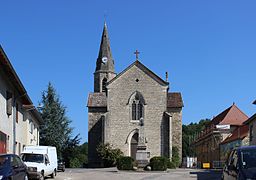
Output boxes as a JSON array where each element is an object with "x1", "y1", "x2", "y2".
[
  {"x1": 70, "y1": 158, "x2": 81, "y2": 168},
  {"x1": 117, "y1": 156, "x2": 134, "y2": 170},
  {"x1": 149, "y1": 156, "x2": 167, "y2": 171},
  {"x1": 96, "y1": 143, "x2": 123, "y2": 167}
]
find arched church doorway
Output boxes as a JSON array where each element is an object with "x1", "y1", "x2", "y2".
[{"x1": 130, "y1": 132, "x2": 138, "y2": 160}]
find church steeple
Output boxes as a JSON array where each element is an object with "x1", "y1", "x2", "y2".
[
  {"x1": 94, "y1": 22, "x2": 116, "y2": 93},
  {"x1": 95, "y1": 22, "x2": 115, "y2": 73}
]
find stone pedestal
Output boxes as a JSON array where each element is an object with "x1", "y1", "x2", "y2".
[{"x1": 136, "y1": 145, "x2": 148, "y2": 168}]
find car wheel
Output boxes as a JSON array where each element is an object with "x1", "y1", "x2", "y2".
[
  {"x1": 51, "y1": 169, "x2": 56, "y2": 178},
  {"x1": 39, "y1": 171, "x2": 45, "y2": 180},
  {"x1": 24, "y1": 174, "x2": 29, "y2": 180}
]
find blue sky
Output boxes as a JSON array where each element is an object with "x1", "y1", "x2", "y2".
[{"x1": 0, "y1": 1, "x2": 255, "y2": 143}]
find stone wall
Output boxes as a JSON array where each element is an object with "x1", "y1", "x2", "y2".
[
  {"x1": 88, "y1": 107, "x2": 106, "y2": 167},
  {"x1": 249, "y1": 120, "x2": 256, "y2": 145},
  {"x1": 167, "y1": 107, "x2": 182, "y2": 162},
  {"x1": 106, "y1": 65, "x2": 168, "y2": 158}
]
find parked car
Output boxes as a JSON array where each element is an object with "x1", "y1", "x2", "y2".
[
  {"x1": 21, "y1": 146, "x2": 57, "y2": 180},
  {"x1": 57, "y1": 159, "x2": 65, "y2": 172},
  {"x1": 0, "y1": 154, "x2": 28, "y2": 180},
  {"x1": 222, "y1": 146, "x2": 256, "y2": 180}
]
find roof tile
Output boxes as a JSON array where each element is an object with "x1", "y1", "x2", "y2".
[
  {"x1": 211, "y1": 104, "x2": 248, "y2": 126},
  {"x1": 167, "y1": 92, "x2": 184, "y2": 108},
  {"x1": 87, "y1": 93, "x2": 107, "y2": 107},
  {"x1": 220, "y1": 125, "x2": 249, "y2": 145}
]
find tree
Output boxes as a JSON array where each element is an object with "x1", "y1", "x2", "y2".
[
  {"x1": 39, "y1": 82, "x2": 80, "y2": 165},
  {"x1": 63, "y1": 141, "x2": 88, "y2": 168},
  {"x1": 182, "y1": 119, "x2": 211, "y2": 157}
]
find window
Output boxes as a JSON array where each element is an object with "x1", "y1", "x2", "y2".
[
  {"x1": 6, "y1": 91, "x2": 12, "y2": 116},
  {"x1": 102, "y1": 78, "x2": 107, "y2": 92},
  {"x1": 249, "y1": 124, "x2": 253, "y2": 142},
  {"x1": 129, "y1": 92, "x2": 145, "y2": 121},
  {"x1": 29, "y1": 120, "x2": 34, "y2": 134}
]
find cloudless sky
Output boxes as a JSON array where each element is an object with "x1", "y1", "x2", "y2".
[{"x1": 0, "y1": 1, "x2": 255, "y2": 143}]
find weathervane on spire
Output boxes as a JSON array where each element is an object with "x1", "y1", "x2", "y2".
[{"x1": 134, "y1": 50, "x2": 140, "y2": 60}]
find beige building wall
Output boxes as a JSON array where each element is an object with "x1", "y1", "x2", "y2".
[{"x1": 0, "y1": 65, "x2": 40, "y2": 155}]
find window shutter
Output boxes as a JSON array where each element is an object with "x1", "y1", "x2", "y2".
[{"x1": 6, "y1": 91, "x2": 12, "y2": 116}]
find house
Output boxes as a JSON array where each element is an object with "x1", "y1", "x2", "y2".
[
  {"x1": 219, "y1": 124, "x2": 249, "y2": 161},
  {"x1": 243, "y1": 100, "x2": 256, "y2": 145},
  {"x1": 193, "y1": 104, "x2": 248, "y2": 168},
  {"x1": 0, "y1": 45, "x2": 43, "y2": 155}
]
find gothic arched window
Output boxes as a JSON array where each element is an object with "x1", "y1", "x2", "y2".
[
  {"x1": 128, "y1": 91, "x2": 145, "y2": 121},
  {"x1": 102, "y1": 78, "x2": 107, "y2": 92}
]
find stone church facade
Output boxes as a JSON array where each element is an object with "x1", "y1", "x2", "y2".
[{"x1": 87, "y1": 23, "x2": 183, "y2": 167}]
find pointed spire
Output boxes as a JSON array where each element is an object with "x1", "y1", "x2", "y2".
[{"x1": 95, "y1": 22, "x2": 115, "y2": 73}]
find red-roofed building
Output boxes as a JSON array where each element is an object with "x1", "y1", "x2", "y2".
[
  {"x1": 243, "y1": 100, "x2": 256, "y2": 145},
  {"x1": 219, "y1": 125, "x2": 249, "y2": 161},
  {"x1": 193, "y1": 104, "x2": 249, "y2": 168}
]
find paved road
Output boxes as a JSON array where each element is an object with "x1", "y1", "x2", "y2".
[{"x1": 50, "y1": 168, "x2": 222, "y2": 180}]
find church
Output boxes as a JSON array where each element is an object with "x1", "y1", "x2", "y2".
[{"x1": 87, "y1": 23, "x2": 183, "y2": 167}]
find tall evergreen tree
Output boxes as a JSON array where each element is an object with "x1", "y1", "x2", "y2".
[{"x1": 39, "y1": 82, "x2": 80, "y2": 159}]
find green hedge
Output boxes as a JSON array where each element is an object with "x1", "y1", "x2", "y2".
[
  {"x1": 149, "y1": 156, "x2": 167, "y2": 171},
  {"x1": 117, "y1": 156, "x2": 134, "y2": 170}
]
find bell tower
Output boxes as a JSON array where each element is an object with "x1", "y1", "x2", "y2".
[{"x1": 94, "y1": 22, "x2": 116, "y2": 93}]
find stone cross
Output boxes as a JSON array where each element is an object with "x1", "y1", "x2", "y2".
[{"x1": 134, "y1": 50, "x2": 140, "y2": 60}]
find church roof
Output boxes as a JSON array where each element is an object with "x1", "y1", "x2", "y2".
[
  {"x1": 167, "y1": 92, "x2": 184, "y2": 108},
  {"x1": 107, "y1": 60, "x2": 169, "y2": 86},
  {"x1": 95, "y1": 22, "x2": 115, "y2": 73},
  {"x1": 211, "y1": 104, "x2": 248, "y2": 126},
  {"x1": 87, "y1": 92, "x2": 107, "y2": 107}
]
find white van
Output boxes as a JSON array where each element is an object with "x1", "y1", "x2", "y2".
[{"x1": 21, "y1": 146, "x2": 57, "y2": 180}]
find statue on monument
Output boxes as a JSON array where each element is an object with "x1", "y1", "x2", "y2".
[{"x1": 136, "y1": 117, "x2": 148, "y2": 167}]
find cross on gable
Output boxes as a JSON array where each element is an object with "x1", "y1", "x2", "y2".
[{"x1": 134, "y1": 50, "x2": 140, "y2": 60}]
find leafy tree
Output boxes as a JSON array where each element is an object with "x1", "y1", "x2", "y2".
[
  {"x1": 96, "y1": 143, "x2": 123, "y2": 167},
  {"x1": 63, "y1": 142, "x2": 88, "y2": 168},
  {"x1": 39, "y1": 82, "x2": 80, "y2": 166},
  {"x1": 182, "y1": 119, "x2": 211, "y2": 157}
]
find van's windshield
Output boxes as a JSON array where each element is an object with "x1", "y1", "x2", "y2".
[
  {"x1": 241, "y1": 149, "x2": 256, "y2": 169},
  {"x1": 21, "y1": 154, "x2": 44, "y2": 163}
]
